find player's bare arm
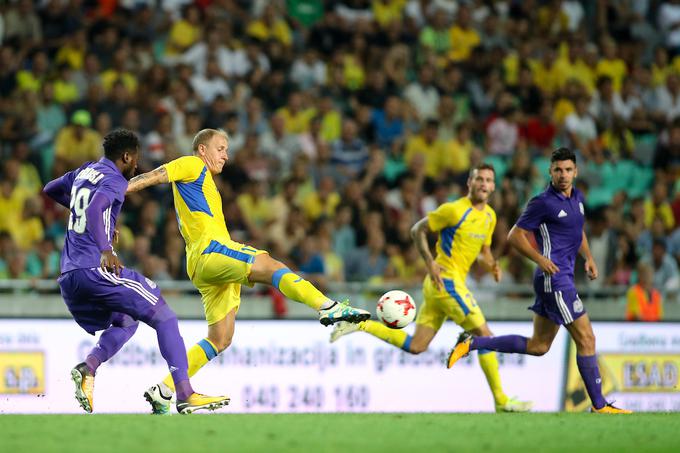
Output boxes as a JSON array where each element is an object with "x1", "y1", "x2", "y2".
[
  {"x1": 478, "y1": 245, "x2": 502, "y2": 282},
  {"x1": 508, "y1": 225, "x2": 560, "y2": 275},
  {"x1": 410, "y1": 217, "x2": 443, "y2": 290},
  {"x1": 578, "y1": 230, "x2": 598, "y2": 280},
  {"x1": 126, "y1": 166, "x2": 169, "y2": 193}
]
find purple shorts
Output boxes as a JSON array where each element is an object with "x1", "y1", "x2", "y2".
[
  {"x1": 58, "y1": 267, "x2": 163, "y2": 335},
  {"x1": 529, "y1": 284, "x2": 586, "y2": 326}
]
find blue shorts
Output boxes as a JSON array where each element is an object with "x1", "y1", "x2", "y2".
[
  {"x1": 529, "y1": 283, "x2": 586, "y2": 326},
  {"x1": 58, "y1": 267, "x2": 163, "y2": 335}
]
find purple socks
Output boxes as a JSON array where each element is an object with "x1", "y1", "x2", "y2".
[
  {"x1": 470, "y1": 335, "x2": 528, "y2": 354},
  {"x1": 576, "y1": 354, "x2": 607, "y2": 409},
  {"x1": 147, "y1": 302, "x2": 193, "y2": 400}
]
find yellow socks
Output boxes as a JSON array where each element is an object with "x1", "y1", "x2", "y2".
[
  {"x1": 272, "y1": 268, "x2": 328, "y2": 310},
  {"x1": 360, "y1": 320, "x2": 412, "y2": 351},
  {"x1": 478, "y1": 350, "x2": 508, "y2": 406},
  {"x1": 162, "y1": 338, "x2": 218, "y2": 391}
]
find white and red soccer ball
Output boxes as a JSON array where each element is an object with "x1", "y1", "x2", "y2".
[{"x1": 377, "y1": 290, "x2": 416, "y2": 329}]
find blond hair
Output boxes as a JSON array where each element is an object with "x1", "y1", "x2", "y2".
[{"x1": 191, "y1": 128, "x2": 229, "y2": 154}]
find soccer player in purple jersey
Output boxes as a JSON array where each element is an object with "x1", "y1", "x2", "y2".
[
  {"x1": 43, "y1": 129, "x2": 229, "y2": 414},
  {"x1": 446, "y1": 147, "x2": 632, "y2": 414}
]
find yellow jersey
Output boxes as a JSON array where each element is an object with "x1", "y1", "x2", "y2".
[
  {"x1": 427, "y1": 197, "x2": 496, "y2": 279},
  {"x1": 163, "y1": 156, "x2": 229, "y2": 278}
]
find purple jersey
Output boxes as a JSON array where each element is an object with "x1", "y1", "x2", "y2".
[
  {"x1": 44, "y1": 158, "x2": 127, "y2": 273},
  {"x1": 516, "y1": 184, "x2": 585, "y2": 292}
]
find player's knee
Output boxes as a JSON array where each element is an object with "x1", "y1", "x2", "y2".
[
  {"x1": 146, "y1": 301, "x2": 177, "y2": 328},
  {"x1": 577, "y1": 332, "x2": 596, "y2": 353}
]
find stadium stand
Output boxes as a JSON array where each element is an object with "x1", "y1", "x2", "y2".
[{"x1": 1, "y1": 0, "x2": 679, "y2": 317}]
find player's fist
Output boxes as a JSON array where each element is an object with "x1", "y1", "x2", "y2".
[{"x1": 100, "y1": 249, "x2": 124, "y2": 276}]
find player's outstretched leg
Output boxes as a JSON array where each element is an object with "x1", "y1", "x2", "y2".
[
  {"x1": 71, "y1": 362, "x2": 95, "y2": 413},
  {"x1": 330, "y1": 320, "x2": 414, "y2": 350},
  {"x1": 250, "y1": 256, "x2": 370, "y2": 326}
]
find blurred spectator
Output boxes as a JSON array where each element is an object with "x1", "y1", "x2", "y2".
[
  {"x1": 644, "y1": 238, "x2": 680, "y2": 295},
  {"x1": 165, "y1": 4, "x2": 202, "y2": 56},
  {"x1": 644, "y1": 181, "x2": 675, "y2": 231},
  {"x1": 404, "y1": 64, "x2": 440, "y2": 121},
  {"x1": 53, "y1": 110, "x2": 102, "y2": 174},
  {"x1": 344, "y1": 230, "x2": 389, "y2": 282},
  {"x1": 626, "y1": 262, "x2": 663, "y2": 322}
]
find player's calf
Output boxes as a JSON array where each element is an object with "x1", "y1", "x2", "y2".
[{"x1": 526, "y1": 339, "x2": 551, "y2": 356}]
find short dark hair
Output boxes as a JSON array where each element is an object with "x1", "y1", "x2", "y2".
[
  {"x1": 103, "y1": 129, "x2": 139, "y2": 161},
  {"x1": 473, "y1": 163, "x2": 496, "y2": 175},
  {"x1": 551, "y1": 147, "x2": 576, "y2": 164}
]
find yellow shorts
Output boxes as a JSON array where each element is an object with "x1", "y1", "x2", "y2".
[
  {"x1": 416, "y1": 274, "x2": 486, "y2": 332},
  {"x1": 192, "y1": 238, "x2": 268, "y2": 325}
]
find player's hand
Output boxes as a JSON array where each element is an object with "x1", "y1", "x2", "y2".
[
  {"x1": 100, "y1": 249, "x2": 124, "y2": 276},
  {"x1": 538, "y1": 256, "x2": 559, "y2": 275},
  {"x1": 585, "y1": 257, "x2": 598, "y2": 280},
  {"x1": 428, "y1": 262, "x2": 444, "y2": 291},
  {"x1": 492, "y1": 260, "x2": 502, "y2": 283}
]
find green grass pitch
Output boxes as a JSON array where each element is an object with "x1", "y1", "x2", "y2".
[{"x1": 1, "y1": 413, "x2": 678, "y2": 452}]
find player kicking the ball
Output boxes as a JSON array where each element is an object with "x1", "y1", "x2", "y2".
[
  {"x1": 331, "y1": 164, "x2": 532, "y2": 413},
  {"x1": 447, "y1": 148, "x2": 631, "y2": 414},
  {"x1": 126, "y1": 129, "x2": 370, "y2": 414}
]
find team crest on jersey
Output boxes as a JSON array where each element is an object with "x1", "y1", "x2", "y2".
[
  {"x1": 579, "y1": 202, "x2": 584, "y2": 215},
  {"x1": 573, "y1": 298, "x2": 584, "y2": 313},
  {"x1": 145, "y1": 277, "x2": 157, "y2": 289}
]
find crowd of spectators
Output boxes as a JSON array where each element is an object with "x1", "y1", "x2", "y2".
[{"x1": 1, "y1": 0, "x2": 680, "y2": 302}]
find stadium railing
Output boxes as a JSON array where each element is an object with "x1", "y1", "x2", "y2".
[{"x1": 1, "y1": 279, "x2": 678, "y2": 321}]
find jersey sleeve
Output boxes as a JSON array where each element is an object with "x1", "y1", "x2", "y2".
[
  {"x1": 427, "y1": 203, "x2": 457, "y2": 232},
  {"x1": 42, "y1": 163, "x2": 90, "y2": 207},
  {"x1": 516, "y1": 196, "x2": 546, "y2": 231},
  {"x1": 484, "y1": 209, "x2": 497, "y2": 246},
  {"x1": 163, "y1": 156, "x2": 205, "y2": 183}
]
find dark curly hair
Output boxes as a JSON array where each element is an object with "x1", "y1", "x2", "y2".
[{"x1": 102, "y1": 129, "x2": 140, "y2": 161}]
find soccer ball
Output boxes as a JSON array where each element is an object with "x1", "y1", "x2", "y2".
[{"x1": 377, "y1": 290, "x2": 416, "y2": 329}]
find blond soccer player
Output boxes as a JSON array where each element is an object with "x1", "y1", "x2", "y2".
[{"x1": 127, "y1": 129, "x2": 370, "y2": 413}]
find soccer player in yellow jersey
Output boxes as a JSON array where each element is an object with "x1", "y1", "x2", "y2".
[
  {"x1": 126, "y1": 129, "x2": 370, "y2": 413},
  {"x1": 331, "y1": 164, "x2": 532, "y2": 412}
]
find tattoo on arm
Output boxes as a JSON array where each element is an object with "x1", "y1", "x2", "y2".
[{"x1": 126, "y1": 166, "x2": 169, "y2": 193}]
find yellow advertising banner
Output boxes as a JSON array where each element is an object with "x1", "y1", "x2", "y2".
[{"x1": 0, "y1": 351, "x2": 45, "y2": 394}]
